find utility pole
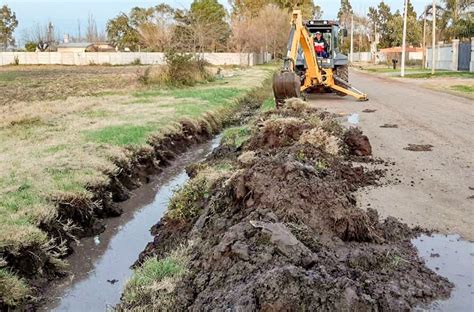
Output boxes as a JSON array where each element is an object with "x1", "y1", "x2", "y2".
[
  {"x1": 350, "y1": 14, "x2": 354, "y2": 63},
  {"x1": 432, "y1": 0, "x2": 436, "y2": 75},
  {"x1": 401, "y1": 0, "x2": 409, "y2": 77},
  {"x1": 422, "y1": 8, "x2": 427, "y2": 69}
]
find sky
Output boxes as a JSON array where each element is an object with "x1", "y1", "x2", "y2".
[{"x1": 4, "y1": 0, "x2": 430, "y2": 46}]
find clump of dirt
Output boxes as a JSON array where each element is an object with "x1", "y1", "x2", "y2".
[
  {"x1": 404, "y1": 144, "x2": 434, "y2": 152},
  {"x1": 380, "y1": 123, "x2": 399, "y2": 128},
  {"x1": 362, "y1": 109, "x2": 377, "y2": 113},
  {"x1": 343, "y1": 128, "x2": 372, "y2": 156},
  {"x1": 121, "y1": 101, "x2": 452, "y2": 311}
]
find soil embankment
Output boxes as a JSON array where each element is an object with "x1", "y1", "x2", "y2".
[{"x1": 120, "y1": 99, "x2": 452, "y2": 311}]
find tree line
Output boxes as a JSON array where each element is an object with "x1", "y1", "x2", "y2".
[
  {"x1": 1, "y1": 1, "x2": 472, "y2": 54},
  {"x1": 338, "y1": 0, "x2": 473, "y2": 54}
]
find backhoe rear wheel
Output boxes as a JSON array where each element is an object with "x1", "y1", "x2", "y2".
[{"x1": 334, "y1": 65, "x2": 349, "y2": 97}]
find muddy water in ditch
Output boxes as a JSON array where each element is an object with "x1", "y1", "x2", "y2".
[
  {"x1": 412, "y1": 234, "x2": 474, "y2": 311},
  {"x1": 40, "y1": 136, "x2": 221, "y2": 312}
]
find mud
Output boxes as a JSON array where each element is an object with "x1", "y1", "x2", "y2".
[
  {"x1": 380, "y1": 123, "x2": 399, "y2": 128},
  {"x1": 343, "y1": 128, "x2": 372, "y2": 156},
  {"x1": 121, "y1": 100, "x2": 452, "y2": 311},
  {"x1": 404, "y1": 144, "x2": 434, "y2": 152}
]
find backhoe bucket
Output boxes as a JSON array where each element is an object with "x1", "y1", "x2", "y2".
[{"x1": 273, "y1": 71, "x2": 301, "y2": 107}]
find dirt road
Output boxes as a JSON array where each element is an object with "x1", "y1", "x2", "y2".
[{"x1": 308, "y1": 70, "x2": 474, "y2": 240}]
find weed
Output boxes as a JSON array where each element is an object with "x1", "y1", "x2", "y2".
[
  {"x1": 296, "y1": 150, "x2": 306, "y2": 162},
  {"x1": 137, "y1": 67, "x2": 152, "y2": 85},
  {"x1": 222, "y1": 126, "x2": 251, "y2": 148},
  {"x1": 261, "y1": 98, "x2": 276, "y2": 112},
  {"x1": 0, "y1": 269, "x2": 30, "y2": 306},
  {"x1": 450, "y1": 84, "x2": 474, "y2": 93},
  {"x1": 315, "y1": 159, "x2": 328, "y2": 171},
  {"x1": 131, "y1": 58, "x2": 142, "y2": 66},
  {"x1": 122, "y1": 244, "x2": 190, "y2": 309}
]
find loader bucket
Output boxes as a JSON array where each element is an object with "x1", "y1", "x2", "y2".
[{"x1": 273, "y1": 71, "x2": 301, "y2": 107}]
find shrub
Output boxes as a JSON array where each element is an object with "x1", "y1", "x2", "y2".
[
  {"x1": 24, "y1": 42, "x2": 37, "y2": 52},
  {"x1": 163, "y1": 50, "x2": 213, "y2": 87},
  {"x1": 131, "y1": 58, "x2": 142, "y2": 65}
]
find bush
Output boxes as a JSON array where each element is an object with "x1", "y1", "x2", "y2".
[
  {"x1": 163, "y1": 50, "x2": 213, "y2": 87},
  {"x1": 131, "y1": 58, "x2": 142, "y2": 65},
  {"x1": 135, "y1": 51, "x2": 214, "y2": 87},
  {"x1": 24, "y1": 42, "x2": 37, "y2": 52}
]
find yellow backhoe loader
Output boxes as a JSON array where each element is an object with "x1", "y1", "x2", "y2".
[{"x1": 273, "y1": 10, "x2": 368, "y2": 106}]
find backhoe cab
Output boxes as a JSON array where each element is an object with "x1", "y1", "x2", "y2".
[{"x1": 273, "y1": 10, "x2": 368, "y2": 106}]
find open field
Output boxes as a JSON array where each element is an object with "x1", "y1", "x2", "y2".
[
  {"x1": 0, "y1": 64, "x2": 273, "y2": 306},
  {"x1": 0, "y1": 65, "x2": 147, "y2": 105}
]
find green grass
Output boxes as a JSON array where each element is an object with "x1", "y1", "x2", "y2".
[
  {"x1": 123, "y1": 246, "x2": 189, "y2": 308},
  {"x1": 84, "y1": 124, "x2": 158, "y2": 146},
  {"x1": 450, "y1": 84, "x2": 474, "y2": 93},
  {"x1": 127, "y1": 257, "x2": 185, "y2": 289},
  {"x1": 0, "y1": 181, "x2": 43, "y2": 215},
  {"x1": 221, "y1": 126, "x2": 251, "y2": 148},
  {"x1": 405, "y1": 71, "x2": 474, "y2": 79},
  {"x1": 261, "y1": 98, "x2": 276, "y2": 112}
]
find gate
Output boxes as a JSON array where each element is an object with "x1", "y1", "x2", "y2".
[{"x1": 458, "y1": 43, "x2": 471, "y2": 71}]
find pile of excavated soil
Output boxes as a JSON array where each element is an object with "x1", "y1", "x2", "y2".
[{"x1": 123, "y1": 100, "x2": 452, "y2": 311}]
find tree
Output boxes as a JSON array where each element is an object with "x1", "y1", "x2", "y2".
[
  {"x1": 107, "y1": 13, "x2": 140, "y2": 50},
  {"x1": 313, "y1": 5, "x2": 323, "y2": 20},
  {"x1": 231, "y1": 4, "x2": 288, "y2": 56},
  {"x1": 367, "y1": 2, "x2": 394, "y2": 48},
  {"x1": 441, "y1": 0, "x2": 474, "y2": 39},
  {"x1": 230, "y1": 0, "x2": 314, "y2": 19},
  {"x1": 188, "y1": 0, "x2": 230, "y2": 52},
  {"x1": 386, "y1": 2, "x2": 421, "y2": 47},
  {"x1": 86, "y1": 14, "x2": 99, "y2": 42},
  {"x1": 137, "y1": 4, "x2": 175, "y2": 51},
  {"x1": 0, "y1": 5, "x2": 19, "y2": 50},
  {"x1": 337, "y1": 0, "x2": 353, "y2": 29},
  {"x1": 24, "y1": 41, "x2": 37, "y2": 52}
]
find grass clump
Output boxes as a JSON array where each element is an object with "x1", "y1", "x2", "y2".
[
  {"x1": 167, "y1": 167, "x2": 229, "y2": 221},
  {"x1": 450, "y1": 84, "x2": 474, "y2": 93},
  {"x1": 260, "y1": 98, "x2": 276, "y2": 112},
  {"x1": 222, "y1": 126, "x2": 251, "y2": 148},
  {"x1": 122, "y1": 245, "x2": 190, "y2": 310},
  {"x1": 167, "y1": 174, "x2": 212, "y2": 221},
  {"x1": 0, "y1": 269, "x2": 30, "y2": 306}
]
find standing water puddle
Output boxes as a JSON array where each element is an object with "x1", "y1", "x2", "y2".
[
  {"x1": 412, "y1": 234, "x2": 474, "y2": 311},
  {"x1": 41, "y1": 136, "x2": 221, "y2": 312}
]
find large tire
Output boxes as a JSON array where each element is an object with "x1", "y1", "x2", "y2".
[{"x1": 334, "y1": 65, "x2": 349, "y2": 97}]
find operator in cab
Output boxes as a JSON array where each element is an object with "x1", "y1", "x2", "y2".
[{"x1": 313, "y1": 31, "x2": 329, "y2": 58}]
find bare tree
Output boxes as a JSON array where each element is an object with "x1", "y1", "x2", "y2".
[
  {"x1": 231, "y1": 4, "x2": 289, "y2": 57},
  {"x1": 86, "y1": 14, "x2": 99, "y2": 42}
]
